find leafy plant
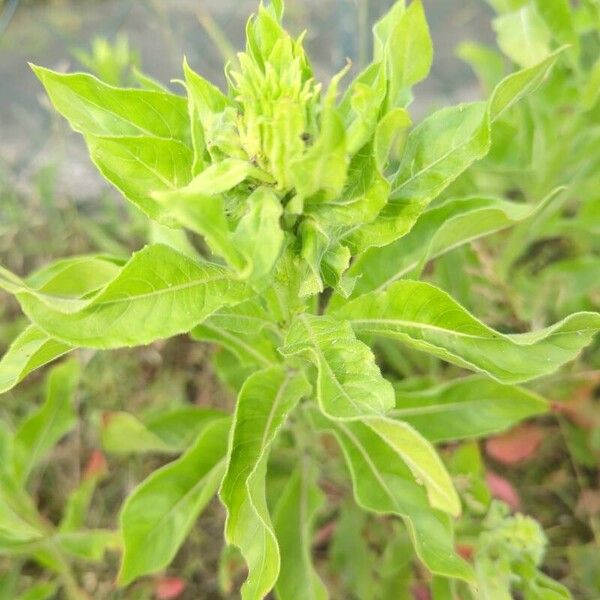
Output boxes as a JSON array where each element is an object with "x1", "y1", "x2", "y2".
[
  {"x1": 1, "y1": 0, "x2": 599, "y2": 598},
  {"x1": 0, "y1": 360, "x2": 117, "y2": 600},
  {"x1": 72, "y1": 34, "x2": 140, "y2": 88}
]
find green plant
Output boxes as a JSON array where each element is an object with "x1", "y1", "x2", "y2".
[
  {"x1": 72, "y1": 34, "x2": 140, "y2": 88},
  {"x1": 0, "y1": 0, "x2": 599, "y2": 598},
  {"x1": 0, "y1": 360, "x2": 117, "y2": 600}
]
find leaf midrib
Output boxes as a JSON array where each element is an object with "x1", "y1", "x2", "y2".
[
  {"x1": 49, "y1": 76, "x2": 185, "y2": 141},
  {"x1": 298, "y1": 315, "x2": 383, "y2": 418},
  {"x1": 25, "y1": 272, "x2": 232, "y2": 313}
]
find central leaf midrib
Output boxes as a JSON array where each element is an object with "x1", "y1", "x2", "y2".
[{"x1": 29, "y1": 272, "x2": 232, "y2": 313}]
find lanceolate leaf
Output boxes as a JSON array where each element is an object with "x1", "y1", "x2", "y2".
[
  {"x1": 364, "y1": 417, "x2": 460, "y2": 516},
  {"x1": 32, "y1": 61, "x2": 196, "y2": 225},
  {"x1": 1, "y1": 245, "x2": 252, "y2": 349},
  {"x1": 56, "y1": 529, "x2": 118, "y2": 562},
  {"x1": 101, "y1": 412, "x2": 173, "y2": 455},
  {"x1": 220, "y1": 367, "x2": 311, "y2": 600},
  {"x1": 349, "y1": 52, "x2": 562, "y2": 251},
  {"x1": 280, "y1": 314, "x2": 394, "y2": 419},
  {"x1": 391, "y1": 376, "x2": 548, "y2": 442},
  {"x1": 533, "y1": 0, "x2": 578, "y2": 49},
  {"x1": 13, "y1": 360, "x2": 80, "y2": 485},
  {"x1": 347, "y1": 191, "x2": 559, "y2": 298},
  {"x1": 206, "y1": 299, "x2": 278, "y2": 335},
  {"x1": 331, "y1": 281, "x2": 600, "y2": 384},
  {"x1": 183, "y1": 57, "x2": 234, "y2": 173},
  {"x1": 87, "y1": 135, "x2": 193, "y2": 224},
  {"x1": 119, "y1": 418, "x2": 230, "y2": 585},
  {"x1": 192, "y1": 323, "x2": 278, "y2": 368},
  {"x1": 25, "y1": 255, "x2": 124, "y2": 295},
  {"x1": 0, "y1": 474, "x2": 45, "y2": 548},
  {"x1": 0, "y1": 255, "x2": 128, "y2": 394},
  {"x1": 102, "y1": 407, "x2": 228, "y2": 456},
  {"x1": 144, "y1": 407, "x2": 227, "y2": 450},
  {"x1": 31, "y1": 66, "x2": 191, "y2": 142},
  {"x1": 0, "y1": 326, "x2": 72, "y2": 395},
  {"x1": 310, "y1": 411, "x2": 473, "y2": 583},
  {"x1": 273, "y1": 460, "x2": 328, "y2": 600},
  {"x1": 232, "y1": 187, "x2": 285, "y2": 280},
  {"x1": 155, "y1": 191, "x2": 245, "y2": 270},
  {"x1": 493, "y1": 5, "x2": 551, "y2": 68},
  {"x1": 383, "y1": 0, "x2": 433, "y2": 109},
  {"x1": 306, "y1": 144, "x2": 390, "y2": 228}
]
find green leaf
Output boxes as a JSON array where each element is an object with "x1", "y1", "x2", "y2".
[
  {"x1": 220, "y1": 367, "x2": 311, "y2": 600},
  {"x1": 331, "y1": 280, "x2": 600, "y2": 384},
  {"x1": 16, "y1": 581, "x2": 58, "y2": 600},
  {"x1": 102, "y1": 407, "x2": 226, "y2": 455},
  {"x1": 374, "y1": 108, "x2": 411, "y2": 172},
  {"x1": 101, "y1": 412, "x2": 173, "y2": 455},
  {"x1": 273, "y1": 460, "x2": 327, "y2": 600},
  {"x1": 297, "y1": 219, "x2": 330, "y2": 297},
  {"x1": 183, "y1": 57, "x2": 233, "y2": 125},
  {"x1": 183, "y1": 57, "x2": 234, "y2": 174},
  {"x1": 307, "y1": 144, "x2": 390, "y2": 229},
  {"x1": 364, "y1": 417, "x2": 460, "y2": 516},
  {"x1": 144, "y1": 407, "x2": 227, "y2": 450},
  {"x1": 155, "y1": 189, "x2": 245, "y2": 271},
  {"x1": 232, "y1": 187, "x2": 285, "y2": 280},
  {"x1": 148, "y1": 221, "x2": 199, "y2": 260},
  {"x1": 383, "y1": 0, "x2": 433, "y2": 109},
  {"x1": 87, "y1": 134, "x2": 193, "y2": 224},
  {"x1": 290, "y1": 106, "x2": 347, "y2": 202},
  {"x1": 0, "y1": 255, "x2": 127, "y2": 394},
  {"x1": 310, "y1": 411, "x2": 473, "y2": 582},
  {"x1": 493, "y1": 6, "x2": 551, "y2": 68},
  {"x1": 373, "y1": 2, "x2": 406, "y2": 59},
  {"x1": 163, "y1": 158, "x2": 261, "y2": 197},
  {"x1": 25, "y1": 254, "x2": 123, "y2": 295},
  {"x1": 118, "y1": 418, "x2": 230, "y2": 585},
  {"x1": 533, "y1": 0, "x2": 578, "y2": 49},
  {"x1": 56, "y1": 529, "x2": 117, "y2": 562},
  {"x1": 347, "y1": 192, "x2": 559, "y2": 298},
  {"x1": 13, "y1": 359, "x2": 80, "y2": 485},
  {"x1": 205, "y1": 299, "x2": 277, "y2": 335},
  {"x1": 350, "y1": 53, "x2": 561, "y2": 251},
  {"x1": 59, "y1": 460, "x2": 107, "y2": 533},
  {"x1": 391, "y1": 376, "x2": 548, "y2": 442},
  {"x1": 157, "y1": 178, "x2": 282, "y2": 279},
  {"x1": 457, "y1": 42, "x2": 506, "y2": 94},
  {"x1": 3, "y1": 244, "x2": 252, "y2": 349},
  {"x1": 31, "y1": 66, "x2": 190, "y2": 142},
  {"x1": 280, "y1": 314, "x2": 394, "y2": 419},
  {"x1": 0, "y1": 474, "x2": 44, "y2": 548},
  {"x1": 0, "y1": 326, "x2": 72, "y2": 395},
  {"x1": 342, "y1": 65, "x2": 387, "y2": 156},
  {"x1": 192, "y1": 322, "x2": 278, "y2": 368}
]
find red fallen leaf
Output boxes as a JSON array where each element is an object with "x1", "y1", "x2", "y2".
[
  {"x1": 313, "y1": 520, "x2": 336, "y2": 548},
  {"x1": 411, "y1": 583, "x2": 431, "y2": 600},
  {"x1": 485, "y1": 471, "x2": 521, "y2": 510},
  {"x1": 155, "y1": 577, "x2": 186, "y2": 600},
  {"x1": 576, "y1": 490, "x2": 600, "y2": 517},
  {"x1": 485, "y1": 424, "x2": 544, "y2": 465},
  {"x1": 101, "y1": 411, "x2": 115, "y2": 427},
  {"x1": 83, "y1": 450, "x2": 108, "y2": 480},
  {"x1": 456, "y1": 543, "x2": 474, "y2": 561}
]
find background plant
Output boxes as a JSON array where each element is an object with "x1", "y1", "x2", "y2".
[{"x1": 0, "y1": 0, "x2": 599, "y2": 598}]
